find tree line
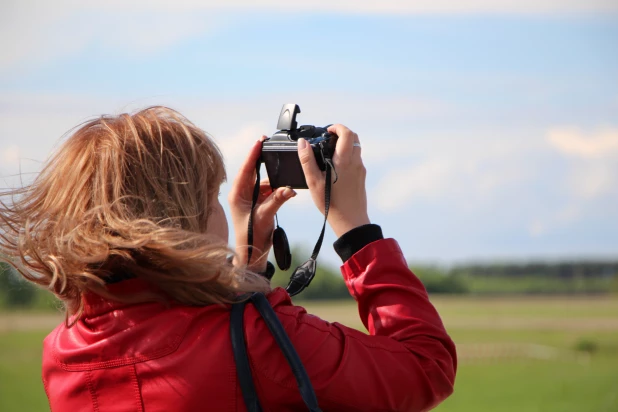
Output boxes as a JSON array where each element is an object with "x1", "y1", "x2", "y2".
[{"x1": 2, "y1": 252, "x2": 617, "y2": 309}]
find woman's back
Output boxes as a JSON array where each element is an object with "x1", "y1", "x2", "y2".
[
  {"x1": 43, "y1": 278, "x2": 236, "y2": 411},
  {"x1": 43, "y1": 239, "x2": 455, "y2": 412}
]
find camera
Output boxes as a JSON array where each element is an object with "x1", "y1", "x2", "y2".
[{"x1": 262, "y1": 104, "x2": 337, "y2": 189}]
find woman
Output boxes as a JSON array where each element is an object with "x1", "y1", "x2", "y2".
[{"x1": 0, "y1": 107, "x2": 456, "y2": 411}]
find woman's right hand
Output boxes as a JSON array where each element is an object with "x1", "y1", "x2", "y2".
[{"x1": 297, "y1": 124, "x2": 370, "y2": 238}]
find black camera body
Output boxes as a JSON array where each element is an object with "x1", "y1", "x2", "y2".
[{"x1": 262, "y1": 104, "x2": 337, "y2": 189}]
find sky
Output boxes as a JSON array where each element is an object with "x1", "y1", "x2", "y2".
[{"x1": 1, "y1": 0, "x2": 617, "y2": 267}]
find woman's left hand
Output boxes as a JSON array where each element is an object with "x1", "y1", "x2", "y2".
[{"x1": 229, "y1": 137, "x2": 296, "y2": 272}]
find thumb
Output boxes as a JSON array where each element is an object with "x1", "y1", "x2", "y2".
[
  {"x1": 257, "y1": 186, "x2": 296, "y2": 220},
  {"x1": 298, "y1": 138, "x2": 322, "y2": 189}
]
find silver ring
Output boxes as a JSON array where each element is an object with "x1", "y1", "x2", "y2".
[{"x1": 353, "y1": 142, "x2": 361, "y2": 148}]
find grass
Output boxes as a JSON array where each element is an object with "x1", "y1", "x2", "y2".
[
  {"x1": 430, "y1": 295, "x2": 618, "y2": 318},
  {"x1": 0, "y1": 330, "x2": 49, "y2": 412},
  {"x1": 301, "y1": 295, "x2": 618, "y2": 320},
  {"x1": 305, "y1": 296, "x2": 618, "y2": 412},
  {"x1": 439, "y1": 356, "x2": 618, "y2": 412},
  {"x1": 1, "y1": 296, "x2": 617, "y2": 411}
]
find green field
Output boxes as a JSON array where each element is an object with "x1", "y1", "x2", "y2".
[{"x1": 1, "y1": 296, "x2": 617, "y2": 411}]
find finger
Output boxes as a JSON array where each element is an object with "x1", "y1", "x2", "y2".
[
  {"x1": 258, "y1": 180, "x2": 273, "y2": 203},
  {"x1": 298, "y1": 138, "x2": 323, "y2": 189},
  {"x1": 327, "y1": 124, "x2": 356, "y2": 164},
  {"x1": 256, "y1": 187, "x2": 297, "y2": 221},
  {"x1": 229, "y1": 137, "x2": 265, "y2": 199}
]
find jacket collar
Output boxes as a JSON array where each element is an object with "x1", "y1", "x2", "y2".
[{"x1": 82, "y1": 278, "x2": 166, "y2": 319}]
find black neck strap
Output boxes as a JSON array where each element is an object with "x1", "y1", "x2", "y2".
[
  {"x1": 247, "y1": 157, "x2": 334, "y2": 297},
  {"x1": 284, "y1": 161, "x2": 332, "y2": 296},
  {"x1": 230, "y1": 293, "x2": 322, "y2": 412}
]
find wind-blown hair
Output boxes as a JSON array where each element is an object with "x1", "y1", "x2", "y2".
[{"x1": 0, "y1": 106, "x2": 270, "y2": 324}]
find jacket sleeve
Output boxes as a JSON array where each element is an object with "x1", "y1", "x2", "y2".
[{"x1": 245, "y1": 238, "x2": 457, "y2": 412}]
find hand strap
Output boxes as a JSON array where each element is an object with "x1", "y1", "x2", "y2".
[
  {"x1": 284, "y1": 160, "x2": 333, "y2": 296},
  {"x1": 246, "y1": 158, "x2": 262, "y2": 265},
  {"x1": 247, "y1": 148, "x2": 335, "y2": 297},
  {"x1": 230, "y1": 293, "x2": 322, "y2": 412}
]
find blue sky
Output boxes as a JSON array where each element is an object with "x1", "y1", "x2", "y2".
[{"x1": 1, "y1": 1, "x2": 617, "y2": 266}]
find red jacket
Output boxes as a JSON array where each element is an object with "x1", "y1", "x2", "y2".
[{"x1": 42, "y1": 239, "x2": 457, "y2": 411}]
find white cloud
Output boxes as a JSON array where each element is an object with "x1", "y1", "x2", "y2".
[
  {"x1": 527, "y1": 203, "x2": 583, "y2": 239},
  {"x1": 515, "y1": 126, "x2": 618, "y2": 239},
  {"x1": 0, "y1": 145, "x2": 21, "y2": 186},
  {"x1": 548, "y1": 127, "x2": 618, "y2": 158},
  {"x1": 69, "y1": 0, "x2": 618, "y2": 14},
  {"x1": 547, "y1": 126, "x2": 618, "y2": 200},
  {"x1": 568, "y1": 162, "x2": 616, "y2": 200},
  {"x1": 0, "y1": 93, "x2": 108, "y2": 186},
  {"x1": 0, "y1": 144, "x2": 22, "y2": 188},
  {"x1": 512, "y1": 126, "x2": 618, "y2": 242},
  {"x1": 372, "y1": 130, "x2": 542, "y2": 212},
  {"x1": 102, "y1": 15, "x2": 212, "y2": 56},
  {"x1": 215, "y1": 123, "x2": 270, "y2": 175},
  {"x1": 0, "y1": 3, "x2": 214, "y2": 71},
  {"x1": 375, "y1": 159, "x2": 453, "y2": 210},
  {"x1": 0, "y1": 92, "x2": 362, "y2": 209},
  {"x1": 555, "y1": 204, "x2": 580, "y2": 224},
  {"x1": 2, "y1": 90, "x2": 617, "y2": 260},
  {"x1": 2, "y1": 0, "x2": 617, "y2": 71},
  {"x1": 2, "y1": 91, "x2": 616, "y2": 221},
  {"x1": 0, "y1": 145, "x2": 20, "y2": 165},
  {"x1": 528, "y1": 220, "x2": 547, "y2": 237},
  {"x1": 372, "y1": 124, "x2": 618, "y2": 235}
]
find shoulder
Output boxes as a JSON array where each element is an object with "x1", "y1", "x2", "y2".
[
  {"x1": 260, "y1": 288, "x2": 337, "y2": 333},
  {"x1": 42, "y1": 301, "x2": 227, "y2": 371},
  {"x1": 241, "y1": 288, "x2": 355, "y2": 388}
]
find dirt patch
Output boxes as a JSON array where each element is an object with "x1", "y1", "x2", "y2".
[
  {"x1": 0, "y1": 313, "x2": 63, "y2": 333},
  {"x1": 444, "y1": 316, "x2": 618, "y2": 331},
  {"x1": 2, "y1": 310, "x2": 618, "y2": 334}
]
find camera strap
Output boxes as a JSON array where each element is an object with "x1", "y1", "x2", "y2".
[
  {"x1": 230, "y1": 292, "x2": 322, "y2": 412},
  {"x1": 246, "y1": 154, "x2": 334, "y2": 297},
  {"x1": 246, "y1": 159, "x2": 262, "y2": 266},
  {"x1": 284, "y1": 161, "x2": 332, "y2": 296}
]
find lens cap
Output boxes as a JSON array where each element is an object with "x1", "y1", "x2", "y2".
[{"x1": 273, "y1": 226, "x2": 292, "y2": 271}]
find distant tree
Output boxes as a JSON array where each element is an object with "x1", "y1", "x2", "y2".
[
  {"x1": 270, "y1": 246, "x2": 349, "y2": 300},
  {"x1": 0, "y1": 261, "x2": 37, "y2": 308},
  {"x1": 265, "y1": 248, "x2": 618, "y2": 298},
  {"x1": 450, "y1": 261, "x2": 618, "y2": 280},
  {"x1": 410, "y1": 265, "x2": 469, "y2": 294}
]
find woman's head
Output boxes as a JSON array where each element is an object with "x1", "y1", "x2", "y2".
[
  {"x1": 0, "y1": 106, "x2": 268, "y2": 323},
  {"x1": 42, "y1": 107, "x2": 227, "y2": 236}
]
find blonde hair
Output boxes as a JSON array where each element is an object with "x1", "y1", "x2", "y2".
[{"x1": 0, "y1": 106, "x2": 270, "y2": 324}]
